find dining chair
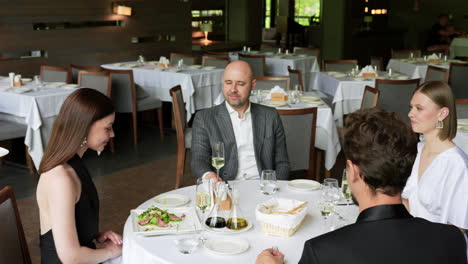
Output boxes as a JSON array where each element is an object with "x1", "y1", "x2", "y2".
[
  {"x1": 78, "y1": 71, "x2": 112, "y2": 96},
  {"x1": 260, "y1": 43, "x2": 282, "y2": 53},
  {"x1": 0, "y1": 186, "x2": 31, "y2": 264},
  {"x1": 238, "y1": 54, "x2": 266, "y2": 77},
  {"x1": 293, "y1": 47, "x2": 320, "y2": 58},
  {"x1": 424, "y1": 66, "x2": 448, "y2": 82},
  {"x1": 255, "y1": 76, "x2": 290, "y2": 91},
  {"x1": 361, "y1": 86, "x2": 380, "y2": 110},
  {"x1": 370, "y1": 56, "x2": 384, "y2": 71},
  {"x1": 322, "y1": 60, "x2": 358, "y2": 72},
  {"x1": 170, "y1": 53, "x2": 198, "y2": 66},
  {"x1": 391, "y1": 49, "x2": 422, "y2": 59},
  {"x1": 70, "y1": 64, "x2": 102, "y2": 84},
  {"x1": 448, "y1": 63, "x2": 468, "y2": 98},
  {"x1": 375, "y1": 79, "x2": 421, "y2": 123},
  {"x1": 40, "y1": 65, "x2": 72, "y2": 83},
  {"x1": 106, "y1": 69, "x2": 164, "y2": 145},
  {"x1": 455, "y1": 98, "x2": 468, "y2": 119},
  {"x1": 169, "y1": 85, "x2": 191, "y2": 189},
  {"x1": 287, "y1": 66, "x2": 304, "y2": 92},
  {"x1": 277, "y1": 108, "x2": 317, "y2": 181},
  {"x1": 202, "y1": 56, "x2": 230, "y2": 69}
]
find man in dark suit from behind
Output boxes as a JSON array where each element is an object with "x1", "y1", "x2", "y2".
[{"x1": 256, "y1": 108, "x2": 467, "y2": 264}]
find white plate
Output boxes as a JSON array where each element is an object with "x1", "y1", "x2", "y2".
[
  {"x1": 0, "y1": 147, "x2": 9, "y2": 157},
  {"x1": 203, "y1": 66, "x2": 216, "y2": 70},
  {"x1": 204, "y1": 237, "x2": 249, "y2": 255},
  {"x1": 458, "y1": 119, "x2": 468, "y2": 126},
  {"x1": 458, "y1": 126, "x2": 468, "y2": 133},
  {"x1": 396, "y1": 76, "x2": 409, "y2": 80},
  {"x1": 153, "y1": 193, "x2": 189, "y2": 207},
  {"x1": 189, "y1": 65, "x2": 202, "y2": 69},
  {"x1": 131, "y1": 206, "x2": 201, "y2": 236},
  {"x1": 204, "y1": 219, "x2": 253, "y2": 234},
  {"x1": 167, "y1": 68, "x2": 182, "y2": 73},
  {"x1": 300, "y1": 96, "x2": 321, "y2": 102},
  {"x1": 47, "y1": 82, "x2": 66, "y2": 87},
  {"x1": 287, "y1": 179, "x2": 321, "y2": 191},
  {"x1": 21, "y1": 78, "x2": 32, "y2": 82},
  {"x1": 261, "y1": 100, "x2": 288, "y2": 107},
  {"x1": 63, "y1": 84, "x2": 79, "y2": 89},
  {"x1": 332, "y1": 73, "x2": 347, "y2": 78}
]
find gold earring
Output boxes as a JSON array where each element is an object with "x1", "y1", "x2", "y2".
[
  {"x1": 80, "y1": 137, "x2": 88, "y2": 147},
  {"x1": 436, "y1": 120, "x2": 443, "y2": 129}
]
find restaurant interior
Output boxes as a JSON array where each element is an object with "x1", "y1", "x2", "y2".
[{"x1": 0, "y1": 0, "x2": 467, "y2": 263}]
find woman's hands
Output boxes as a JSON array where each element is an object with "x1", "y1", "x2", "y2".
[{"x1": 97, "y1": 231, "x2": 123, "y2": 259}]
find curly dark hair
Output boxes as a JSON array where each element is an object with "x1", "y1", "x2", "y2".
[{"x1": 343, "y1": 108, "x2": 417, "y2": 196}]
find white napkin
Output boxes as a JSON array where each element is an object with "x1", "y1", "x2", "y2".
[
  {"x1": 266, "y1": 85, "x2": 287, "y2": 100},
  {"x1": 14, "y1": 75, "x2": 21, "y2": 83},
  {"x1": 427, "y1": 53, "x2": 440, "y2": 60},
  {"x1": 358, "y1": 65, "x2": 377, "y2": 77},
  {"x1": 177, "y1": 59, "x2": 184, "y2": 67},
  {"x1": 158, "y1": 56, "x2": 170, "y2": 67}
]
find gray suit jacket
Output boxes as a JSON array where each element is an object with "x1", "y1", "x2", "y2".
[{"x1": 191, "y1": 102, "x2": 289, "y2": 180}]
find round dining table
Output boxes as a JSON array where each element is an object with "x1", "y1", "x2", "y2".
[{"x1": 120, "y1": 180, "x2": 359, "y2": 264}]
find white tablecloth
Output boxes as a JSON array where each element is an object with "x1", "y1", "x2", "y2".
[
  {"x1": 449, "y1": 37, "x2": 468, "y2": 59},
  {"x1": 229, "y1": 53, "x2": 319, "y2": 91},
  {"x1": 120, "y1": 180, "x2": 358, "y2": 264},
  {"x1": 454, "y1": 120, "x2": 468, "y2": 155},
  {"x1": 102, "y1": 63, "x2": 225, "y2": 121},
  {"x1": 0, "y1": 79, "x2": 74, "y2": 168},
  {"x1": 313, "y1": 72, "x2": 374, "y2": 126},
  {"x1": 250, "y1": 91, "x2": 340, "y2": 170},
  {"x1": 386, "y1": 59, "x2": 450, "y2": 82}
]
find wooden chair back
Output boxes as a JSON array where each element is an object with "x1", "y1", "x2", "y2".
[
  {"x1": 277, "y1": 108, "x2": 318, "y2": 180},
  {"x1": 322, "y1": 60, "x2": 358, "y2": 72},
  {"x1": 170, "y1": 53, "x2": 198, "y2": 66},
  {"x1": 361, "y1": 85, "x2": 379, "y2": 110},
  {"x1": 287, "y1": 66, "x2": 304, "y2": 92},
  {"x1": 78, "y1": 71, "x2": 112, "y2": 97},
  {"x1": 255, "y1": 76, "x2": 290, "y2": 91},
  {"x1": 70, "y1": 64, "x2": 102, "y2": 83},
  {"x1": 40, "y1": 65, "x2": 72, "y2": 83},
  {"x1": 0, "y1": 186, "x2": 31, "y2": 264},
  {"x1": 391, "y1": 49, "x2": 421, "y2": 59},
  {"x1": 170, "y1": 85, "x2": 187, "y2": 189},
  {"x1": 202, "y1": 56, "x2": 230, "y2": 68}
]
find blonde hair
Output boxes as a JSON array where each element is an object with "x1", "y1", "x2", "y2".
[{"x1": 414, "y1": 81, "x2": 457, "y2": 140}]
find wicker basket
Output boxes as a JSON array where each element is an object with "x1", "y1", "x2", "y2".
[{"x1": 255, "y1": 198, "x2": 308, "y2": 237}]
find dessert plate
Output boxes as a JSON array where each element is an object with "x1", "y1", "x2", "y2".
[
  {"x1": 287, "y1": 179, "x2": 321, "y2": 191},
  {"x1": 204, "y1": 237, "x2": 249, "y2": 255},
  {"x1": 153, "y1": 193, "x2": 189, "y2": 207}
]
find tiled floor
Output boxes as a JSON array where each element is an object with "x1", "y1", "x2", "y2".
[{"x1": 1, "y1": 122, "x2": 344, "y2": 264}]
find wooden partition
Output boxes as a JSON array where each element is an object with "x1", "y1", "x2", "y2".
[{"x1": 0, "y1": 0, "x2": 192, "y2": 76}]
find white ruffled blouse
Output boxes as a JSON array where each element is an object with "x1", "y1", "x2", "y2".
[{"x1": 402, "y1": 143, "x2": 468, "y2": 230}]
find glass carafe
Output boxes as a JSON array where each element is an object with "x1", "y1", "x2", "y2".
[
  {"x1": 205, "y1": 182, "x2": 229, "y2": 228},
  {"x1": 226, "y1": 188, "x2": 248, "y2": 230}
]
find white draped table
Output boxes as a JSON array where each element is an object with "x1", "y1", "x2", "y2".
[
  {"x1": 0, "y1": 78, "x2": 74, "y2": 168},
  {"x1": 454, "y1": 120, "x2": 468, "y2": 155},
  {"x1": 102, "y1": 63, "x2": 225, "y2": 121},
  {"x1": 386, "y1": 59, "x2": 451, "y2": 82},
  {"x1": 120, "y1": 180, "x2": 358, "y2": 264},
  {"x1": 229, "y1": 53, "x2": 319, "y2": 90}
]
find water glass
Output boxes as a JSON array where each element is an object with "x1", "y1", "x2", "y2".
[
  {"x1": 174, "y1": 235, "x2": 200, "y2": 254},
  {"x1": 260, "y1": 170, "x2": 277, "y2": 195}
]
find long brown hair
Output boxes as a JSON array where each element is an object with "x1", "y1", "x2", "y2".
[{"x1": 39, "y1": 88, "x2": 114, "y2": 173}]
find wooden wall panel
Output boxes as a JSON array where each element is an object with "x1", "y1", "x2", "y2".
[{"x1": 0, "y1": 0, "x2": 192, "y2": 76}]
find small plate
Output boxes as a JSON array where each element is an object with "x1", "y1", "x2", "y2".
[
  {"x1": 261, "y1": 100, "x2": 288, "y2": 107},
  {"x1": 21, "y1": 78, "x2": 32, "y2": 82},
  {"x1": 458, "y1": 126, "x2": 468, "y2": 133},
  {"x1": 300, "y1": 96, "x2": 321, "y2": 102},
  {"x1": 396, "y1": 76, "x2": 409, "y2": 80},
  {"x1": 458, "y1": 119, "x2": 468, "y2": 126},
  {"x1": 203, "y1": 66, "x2": 216, "y2": 70},
  {"x1": 298, "y1": 54, "x2": 308, "y2": 57},
  {"x1": 288, "y1": 179, "x2": 321, "y2": 191},
  {"x1": 153, "y1": 193, "x2": 189, "y2": 207},
  {"x1": 0, "y1": 147, "x2": 9, "y2": 157},
  {"x1": 189, "y1": 65, "x2": 202, "y2": 69},
  {"x1": 204, "y1": 237, "x2": 249, "y2": 255},
  {"x1": 167, "y1": 68, "x2": 182, "y2": 73},
  {"x1": 63, "y1": 84, "x2": 79, "y2": 89},
  {"x1": 332, "y1": 73, "x2": 347, "y2": 78},
  {"x1": 204, "y1": 219, "x2": 253, "y2": 234}
]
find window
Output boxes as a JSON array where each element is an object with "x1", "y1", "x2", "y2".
[
  {"x1": 265, "y1": 0, "x2": 272, "y2": 28},
  {"x1": 295, "y1": 0, "x2": 320, "y2": 26}
]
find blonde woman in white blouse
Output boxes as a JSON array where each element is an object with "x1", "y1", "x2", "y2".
[{"x1": 404, "y1": 81, "x2": 467, "y2": 241}]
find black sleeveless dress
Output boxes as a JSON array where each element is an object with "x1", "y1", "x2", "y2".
[{"x1": 40, "y1": 154, "x2": 100, "y2": 264}]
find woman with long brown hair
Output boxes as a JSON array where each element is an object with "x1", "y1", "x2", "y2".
[{"x1": 37, "y1": 88, "x2": 122, "y2": 263}]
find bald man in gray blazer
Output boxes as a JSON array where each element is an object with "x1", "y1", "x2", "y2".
[{"x1": 191, "y1": 61, "x2": 289, "y2": 181}]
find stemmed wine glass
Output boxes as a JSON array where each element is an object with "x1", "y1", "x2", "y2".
[
  {"x1": 195, "y1": 178, "x2": 213, "y2": 243},
  {"x1": 341, "y1": 170, "x2": 352, "y2": 207},
  {"x1": 211, "y1": 142, "x2": 225, "y2": 176},
  {"x1": 318, "y1": 184, "x2": 335, "y2": 230}
]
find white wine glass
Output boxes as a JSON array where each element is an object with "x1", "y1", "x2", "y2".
[
  {"x1": 341, "y1": 170, "x2": 352, "y2": 207},
  {"x1": 211, "y1": 142, "x2": 225, "y2": 177},
  {"x1": 318, "y1": 184, "x2": 335, "y2": 230},
  {"x1": 195, "y1": 178, "x2": 213, "y2": 214}
]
